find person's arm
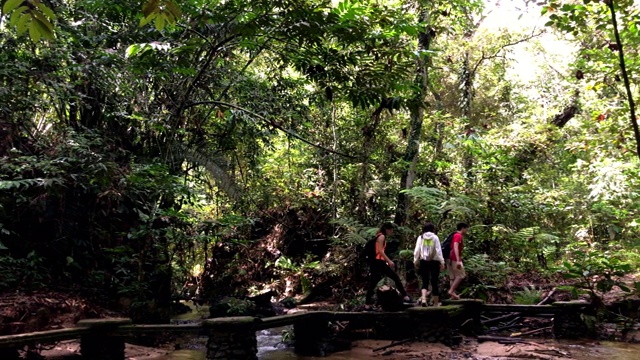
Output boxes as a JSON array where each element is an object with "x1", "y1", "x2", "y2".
[
  {"x1": 377, "y1": 235, "x2": 394, "y2": 269},
  {"x1": 413, "y1": 235, "x2": 422, "y2": 264},
  {"x1": 434, "y1": 235, "x2": 445, "y2": 269},
  {"x1": 453, "y1": 241, "x2": 462, "y2": 269}
]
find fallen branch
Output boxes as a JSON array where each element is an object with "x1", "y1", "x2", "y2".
[
  {"x1": 510, "y1": 326, "x2": 553, "y2": 337},
  {"x1": 538, "y1": 288, "x2": 556, "y2": 306},
  {"x1": 373, "y1": 337, "x2": 414, "y2": 352},
  {"x1": 477, "y1": 335, "x2": 536, "y2": 345},
  {"x1": 482, "y1": 312, "x2": 519, "y2": 325}
]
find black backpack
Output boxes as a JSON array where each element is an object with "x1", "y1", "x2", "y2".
[
  {"x1": 361, "y1": 234, "x2": 380, "y2": 262},
  {"x1": 441, "y1": 231, "x2": 456, "y2": 260}
]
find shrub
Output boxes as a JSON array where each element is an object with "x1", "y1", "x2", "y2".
[{"x1": 514, "y1": 285, "x2": 543, "y2": 305}]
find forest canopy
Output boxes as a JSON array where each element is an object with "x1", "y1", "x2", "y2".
[{"x1": 1, "y1": 0, "x2": 639, "y2": 321}]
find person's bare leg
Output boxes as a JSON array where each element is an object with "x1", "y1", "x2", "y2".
[
  {"x1": 432, "y1": 296, "x2": 440, "y2": 306},
  {"x1": 421, "y1": 288, "x2": 428, "y2": 306},
  {"x1": 448, "y1": 277, "x2": 463, "y2": 299}
]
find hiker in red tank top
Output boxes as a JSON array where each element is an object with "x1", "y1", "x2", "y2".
[
  {"x1": 365, "y1": 222, "x2": 413, "y2": 308},
  {"x1": 375, "y1": 232, "x2": 386, "y2": 261}
]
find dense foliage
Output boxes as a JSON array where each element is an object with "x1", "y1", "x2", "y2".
[{"x1": 1, "y1": 0, "x2": 639, "y2": 320}]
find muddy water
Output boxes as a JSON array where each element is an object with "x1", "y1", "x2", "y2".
[
  {"x1": 157, "y1": 328, "x2": 640, "y2": 360},
  {"x1": 564, "y1": 341, "x2": 640, "y2": 360},
  {"x1": 160, "y1": 302, "x2": 640, "y2": 360}
]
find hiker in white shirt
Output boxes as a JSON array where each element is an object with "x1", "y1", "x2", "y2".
[{"x1": 413, "y1": 222, "x2": 445, "y2": 306}]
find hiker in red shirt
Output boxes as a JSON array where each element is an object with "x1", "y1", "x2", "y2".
[{"x1": 447, "y1": 222, "x2": 469, "y2": 300}]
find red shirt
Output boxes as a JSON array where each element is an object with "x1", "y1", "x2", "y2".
[{"x1": 449, "y1": 232, "x2": 463, "y2": 261}]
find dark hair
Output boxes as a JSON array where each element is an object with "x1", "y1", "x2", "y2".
[
  {"x1": 457, "y1": 222, "x2": 469, "y2": 231},
  {"x1": 422, "y1": 222, "x2": 436, "y2": 233},
  {"x1": 379, "y1": 222, "x2": 394, "y2": 233}
]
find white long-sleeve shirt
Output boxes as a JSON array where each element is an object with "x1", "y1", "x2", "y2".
[{"x1": 413, "y1": 232, "x2": 444, "y2": 265}]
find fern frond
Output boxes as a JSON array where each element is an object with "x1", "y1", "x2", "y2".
[
  {"x1": 330, "y1": 217, "x2": 377, "y2": 245},
  {"x1": 172, "y1": 144, "x2": 241, "y2": 200}
]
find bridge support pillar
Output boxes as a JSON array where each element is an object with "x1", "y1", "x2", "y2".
[
  {"x1": 204, "y1": 316, "x2": 258, "y2": 360},
  {"x1": 293, "y1": 315, "x2": 330, "y2": 356},
  {"x1": 442, "y1": 299, "x2": 484, "y2": 335},
  {"x1": 408, "y1": 305, "x2": 465, "y2": 345},
  {"x1": 0, "y1": 348, "x2": 20, "y2": 360},
  {"x1": 77, "y1": 318, "x2": 131, "y2": 360},
  {"x1": 552, "y1": 301, "x2": 593, "y2": 339}
]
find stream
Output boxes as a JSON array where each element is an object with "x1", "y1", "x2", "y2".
[
  {"x1": 160, "y1": 333, "x2": 640, "y2": 360},
  {"x1": 160, "y1": 302, "x2": 640, "y2": 360}
]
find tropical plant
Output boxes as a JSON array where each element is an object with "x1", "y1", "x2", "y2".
[{"x1": 513, "y1": 285, "x2": 544, "y2": 305}]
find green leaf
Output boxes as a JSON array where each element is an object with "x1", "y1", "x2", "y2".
[
  {"x1": 139, "y1": 13, "x2": 156, "y2": 27},
  {"x1": 560, "y1": 4, "x2": 574, "y2": 11},
  {"x1": 163, "y1": 9, "x2": 175, "y2": 24},
  {"x1": 32, "y1": 11, "x2": 53, "y2": 32},
  {"x1": 9, "y1": 5, "x2": 28, "y2": 26},
  {"x1": 126, "y1": 44, "x2": 142, "y2": 58},
  {"x1": 142, "y1": 0, "x2": 160, "y2": 17},
  {"x1": 35, "y1": 2, "x2": 56, "y2": 20},
  {"x1": 16, "y1": 13, "x2": 30, "y2": 35},
  {"x1": 33, "y1": 16, "x2": 54, "y2": 40},
  {"x1": 0, "y1": 241, "x2": 8, "y2": 250},
  {"x1": 154, "y1": 13, "x2": 165, "y2": 31},
  {"x1": 165, "y1": 0, "x2": 181, "y2": 20},
  {"x1": 2, "y1": 0, "x2": 23, "y2": 14},
  {"x1": 29, "y1": 19, "x2": 41, "y2": 42},
  {"x1": 618, "y1": 284, "x2": 630, "y2": 292},
  {"x1": 562, "y1": 272, "x2": 580, "y2": 279}
]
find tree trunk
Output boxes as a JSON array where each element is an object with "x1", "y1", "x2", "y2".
[
  {"x1": 394, "y1": 10, "x2": 431, "y2": 226},
  {"x1": 606, "y1": 0, "x2": 640, "y2": 160},
  {"x1": 460, "y1": 52, "x2": 476, "y2": 190}
]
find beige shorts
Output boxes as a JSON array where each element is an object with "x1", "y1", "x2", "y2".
[{"x1": 446, "y1": 259, "x2": 466, "y2": 279}]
